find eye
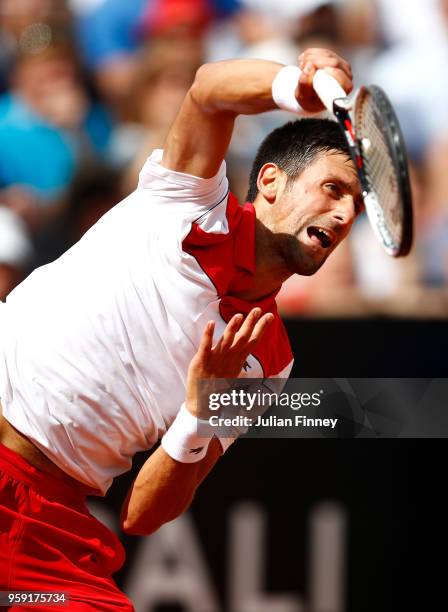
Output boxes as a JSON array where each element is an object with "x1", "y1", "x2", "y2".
[{"x1": 324, "y1": 183, "x2": 340, "y2": 196}]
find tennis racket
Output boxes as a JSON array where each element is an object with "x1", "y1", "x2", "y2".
[{"x1": 312, "y1": 70, "x2": 413, "y2": 257}]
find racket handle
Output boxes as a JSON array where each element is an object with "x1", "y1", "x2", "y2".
[{"x1": 313, "y1": 69, "x2": 347, "y2": 112}]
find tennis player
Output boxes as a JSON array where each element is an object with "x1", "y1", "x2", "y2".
[{"x1": 0, "y1": 48, "x2": 361, "y2": 610}]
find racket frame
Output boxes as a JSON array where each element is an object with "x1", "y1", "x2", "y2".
[
  {"x1": 314, "y1": 70, "x2": 413, "y2": 257},
  {"x1": 332, "y1": 92, "x2": 398, "y2": 255}
]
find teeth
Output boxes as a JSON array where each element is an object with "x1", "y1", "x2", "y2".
[
  {"x1": 315, "y1": 228, "x2": 332, "y2": 248},
  {"x1": 308, "y1": 226, "x2": 333, "y2": 248}
]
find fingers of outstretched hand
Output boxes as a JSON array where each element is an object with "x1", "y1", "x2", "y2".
[
  {"x1": 219, "y1": 308, "x2": 274, "y2": 358},
  {"x1": 216, "y1": 309, "x2": 274, "y2": 375},
  {"x1": 219, "y1": 313, "x2": 244, "y2": 351},
  {"x1": 213, "y1": 308, "x2": 274, "y2": 356},
  {"x1": 231, "y1": 307, "x2": 263, "y2": 349},
  {"x1": 243, "y1": 312, "x2": 274, "y2": 355},
  {"x1": 196, "y1": 320, "x2": 215, "y2": 361},
  {"x1": 190, "y1": 310, "x2": 274, "y2": 383}
]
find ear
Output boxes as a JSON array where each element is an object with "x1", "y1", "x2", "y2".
[{"x1": 256, "y1": 163, "x2": 284, "y2": 204}]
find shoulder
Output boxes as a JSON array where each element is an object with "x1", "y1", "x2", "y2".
[
  {"x1": 138, "y1": 149, "x2": 227, "y2": 189},
  {"x1": 137, "y1": 149, "x2": 230, "y2": 219}
]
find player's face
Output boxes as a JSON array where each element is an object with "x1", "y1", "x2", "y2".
[{"x1": 274, "y1": 152, "x2": 363, "y2": 276}]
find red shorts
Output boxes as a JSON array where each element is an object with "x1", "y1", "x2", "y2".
[{"x1": 0, "y1": 443, "x2": 134, "y2": 611}]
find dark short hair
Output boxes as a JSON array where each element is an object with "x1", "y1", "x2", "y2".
[{"x1": 246, "y1": 118, "x2": 350, "y2": 202}]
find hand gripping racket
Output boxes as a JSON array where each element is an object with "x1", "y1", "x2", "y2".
[{"x1": 312, "y1": 70, "x2": 413, "y2": 257}]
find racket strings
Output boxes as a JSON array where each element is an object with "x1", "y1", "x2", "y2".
[{"x1": 357, "y1": 98, "x2": 403, "y2": 243}]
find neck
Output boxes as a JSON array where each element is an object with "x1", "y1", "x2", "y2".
[{"x1": 232, "y1": 218, "x2": 291, "y2": 302}]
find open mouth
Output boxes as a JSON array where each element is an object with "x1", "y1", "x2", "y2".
[{"x1": 307, "y1": 226, "x2": 334, "y2": 249}]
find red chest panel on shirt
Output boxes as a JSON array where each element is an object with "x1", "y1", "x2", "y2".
[{"x1": 182, "y1": 193, "x2": 293, "y2": 377}]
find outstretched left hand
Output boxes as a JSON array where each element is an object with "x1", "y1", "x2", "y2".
[{"x1": 186, "y1": 308, "x2": 274, "y2": 418}]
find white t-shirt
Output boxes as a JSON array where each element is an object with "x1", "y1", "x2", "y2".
[{"x1": 0, "y1": 150, "x2": 293, "y2": 494}]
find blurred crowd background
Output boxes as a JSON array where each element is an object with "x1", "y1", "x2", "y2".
[{"x1": 1, "y1": 0, "x2": 448, "y2": 317}]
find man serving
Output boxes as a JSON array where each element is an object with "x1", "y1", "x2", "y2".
[{"x1": 0, "y1": 48, "x2": 361, "y2": 610}]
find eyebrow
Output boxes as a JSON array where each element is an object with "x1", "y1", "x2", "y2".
[{"x1": 325, "y1": 175, "x2": 360, "y2": 193}]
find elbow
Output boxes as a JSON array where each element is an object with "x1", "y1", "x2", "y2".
[
  {"x1": 121, "y1": 518, "x2": 160, "y2": 537},
  {"x1": 192, "y1": 63, "x2": 214, "y2": 88},
  {"x1": 189, "y1": 63, "x2": 217, "y2": 110},
  {"x1": 120, "y1": 505, "x2": 188, "y2": 537},
  {"x1": 189, "y1": 61, "x2": 238, "y2": 116}
]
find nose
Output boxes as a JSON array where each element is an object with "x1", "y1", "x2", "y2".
[{"x1": 331, "y1": 196, "x2": 356, "y2": 228}]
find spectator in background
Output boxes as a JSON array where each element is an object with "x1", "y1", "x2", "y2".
[
  {"x1": 0, "y1": 0, "x2": 71, "y2": 43},
  {"x1": 0, "y1": 41, "x2": 112, "y2": 233},
  {"x1": 411, "y1": 0, "x2": 448, "y2": 302},
  {"x1": 424, "y1": 143, "x2": 448, "y2": 290},
  {"x1": 0, "y1": 206, "x2": 33, "y2": 300},
  {"x1": 374, "y1": 0, "x2": 446, "y2": 48},
  {"x1": 70, "y1": 0, "x2": 147, "y2": 113},
  {"x1": 141, "y1": 0, "x2": 212, "y2": 63},
  {"x1": 118, "y1": 41, "x2": 202, "y2": 192},
  {"x1": 346, "y1": 0, "x2": 448, "y2": 315},
  {"x1": 0, "y1": 0, "x2": 72, "y2": 91},
  {"x1": 118, "y1": 0, "x2": 214, "y2": 191},
  {"x1": 71, "y1": 0, "x2": 240, "y2": 113},
  {"x1": 66, "y1": 166, "x2": 123, "y2": 244},
  {"x1": 368, "y1": 0, "x2": 448, "y2": 162},
  {"x1": 31, "y1": 165, "x2": 124, "y2": 267},
  {"x1": 143, "y1": 0, "x2": 243, "y2": 72},
  {"x1": 205, "y1": 0, "x2": 342, "y2": 64}
]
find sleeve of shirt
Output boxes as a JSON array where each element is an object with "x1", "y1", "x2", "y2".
[{"x1": 137, "y1": 149, "x2": 230, "y2": 222}]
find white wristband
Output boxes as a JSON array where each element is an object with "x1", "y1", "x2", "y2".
[
  {"x1": 161, "y1": 403, "x2": 215, "y2": 463},
  {"x1": 162, "y1": 404, "x2": 238, "y2": 462},
  {"x1": 272, "y1": 65, "x2": 303, "y2": 114}
]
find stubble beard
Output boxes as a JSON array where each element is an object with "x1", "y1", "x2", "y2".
[{"x1": 280, "y1": 231, "x2": 329, "y2": 277}]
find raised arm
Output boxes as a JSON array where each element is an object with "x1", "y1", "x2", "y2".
[
  {"x1": 161, "y1": 49, "x2": 353, "y2": 179},
  {"x1": 120, "y1": 307, "x2": 273, "y2": 536}
]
